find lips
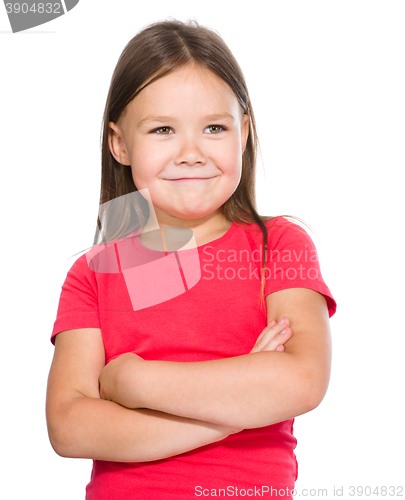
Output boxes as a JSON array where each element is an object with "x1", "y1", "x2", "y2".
[
  {"x1": 164, "y1": 177, "x2": 216, "y2": 181},
  {"x1": 166, "y1": 178, "x2": 214, "y2": 185}
]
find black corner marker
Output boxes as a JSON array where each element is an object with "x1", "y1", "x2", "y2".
[
  {"x1": 4, "y1": 0, "x2": 80, "y2": 33},
  {"x1": 64, "y1": 0, "x2": 79, "y2": 11}
]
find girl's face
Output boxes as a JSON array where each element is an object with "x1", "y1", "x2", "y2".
[{"x1": 109, "y1": 64, "x2": 249, "y2": 226}]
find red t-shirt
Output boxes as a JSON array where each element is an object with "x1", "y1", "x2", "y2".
[{"x1": 51, "y1": 216, "x2": 337, "y2": 499}]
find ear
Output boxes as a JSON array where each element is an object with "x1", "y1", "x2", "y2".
[
  {"x1": 108, "y1": 121, "x2": 131, "y2": 166},
  {"x1": 241, "y1": 114, "x2": 250, "y2": 154}
]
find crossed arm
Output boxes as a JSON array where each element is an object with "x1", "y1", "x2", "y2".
[
  {"x1": 98, "y1": 287, "x2": 332, "y2": 430},
  {"x1": 46, "y1": 287, "x2": 331, "y2": 462}
]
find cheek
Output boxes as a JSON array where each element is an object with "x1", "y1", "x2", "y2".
[
  {"x1": 130, "y1": 146, "x2": 162, "y2": 185},
  {"x1": 217, "y1": 135, "x2": 242, "y2": 167},
  {"x1": 225, "y1": 148, "x2": 243, "y2": 191},
  {"x1": 221, "y1": 148, "x2": 242, "y2": 178}
]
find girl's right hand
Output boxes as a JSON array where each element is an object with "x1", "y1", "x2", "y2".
[{"x1": 249, "y1": 317, "x2": 293, "y2": 354}]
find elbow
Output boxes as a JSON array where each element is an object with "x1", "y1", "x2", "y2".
[
  {"x1": 47, "y1": 423, "x2": 71, "y2": 458},
  {"x1": 48, "y1": 428, "x2": 83, "y2": 459},
  {"x1": 49, "y1": 438, "x2": 70, "y2": 459},
  {"x1": 46, "y1": 404, "x2": 81, "y2": 459},
  {"x1": 301, "y1": 368, "x2": 330, "y2": 413},
  {"x1": 302, "y1": 385, "x2": 326, "y2": 413},
  {"x1": 50, "y1": 423, "x2": 86, "y2": 459}
]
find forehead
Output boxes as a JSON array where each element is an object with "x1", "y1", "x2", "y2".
[{"x1": 120, "y1": 65, "x2": 242, "y2": 126}]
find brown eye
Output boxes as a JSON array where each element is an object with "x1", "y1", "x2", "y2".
[
  {"x1": 154, "y1": 127, "x2": 172, "y2": 135},
  {"x1": 205, "y1": 125, "x2": 226, "y2": 134}
]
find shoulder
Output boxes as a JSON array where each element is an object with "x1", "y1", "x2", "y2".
[
  {"x1": 60, "y1": 250, "x2": 101, "y2": 297},
  {"x1": 265, "y1": 216, "x2": 316, "y2": 250},
  {"x1": 264, "y1": 215, "x2": 312, "y2": 237},
  {"x1": 237, "y1": 216, "x2": 315, "y2": 251}
]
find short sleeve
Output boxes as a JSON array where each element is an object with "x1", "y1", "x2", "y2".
[
  {"x1": 50, "y1": 253, "x2": 101, "y2": 345},
  {"x1": 263, "y1": 217, "x2": 337, "y2": 318}
]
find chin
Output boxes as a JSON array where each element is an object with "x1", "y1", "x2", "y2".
[{"x1": 175, "y1": 211, "x2": 209, "y2": 220}]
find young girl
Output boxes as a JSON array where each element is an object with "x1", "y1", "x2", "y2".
[{"x1": 46, "y1": 18, "x2": 337, "y2": 499}]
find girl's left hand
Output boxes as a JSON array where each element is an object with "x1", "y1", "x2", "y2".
[
  {"x1": 99, "y1": 352, "x2": 145, "y2": 405},
  {"x1": 249, "y1": 318, "x2": 292, "y2": 354}
]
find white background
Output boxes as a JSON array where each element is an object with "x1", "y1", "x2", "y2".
[{"x1": 1, "y1": 1, "x2": 404, "y2": 498}]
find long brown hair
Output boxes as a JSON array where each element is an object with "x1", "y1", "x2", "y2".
[{"x1": 72, "y1": 17, "x2": 312, "y2": 313}]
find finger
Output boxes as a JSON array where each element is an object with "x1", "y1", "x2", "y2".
[
  {"x1": 250, "y1": 321, "x2": 292, "y2": 353},
  {"x1": 260, "y1": 326, "x2": 292, "y2": 352},
  {"x1": 253, "y1": 317, "x2": 290, "y2": 350},
  {"x1": 255, "y1": 319, "x2": 276, "y2": 345}
]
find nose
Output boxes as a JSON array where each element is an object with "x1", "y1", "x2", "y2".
[{"x1": 173, "y1": 136, "x2": 207, "y2": 166}]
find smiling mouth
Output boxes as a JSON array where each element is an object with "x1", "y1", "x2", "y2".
[{"x1": 164, "y1": 177, "x2": 216, "y2": 182}]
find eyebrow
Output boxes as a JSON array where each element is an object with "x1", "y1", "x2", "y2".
[{"x1": 138, "y1": 113, "x2": 236, "y2": 128}]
